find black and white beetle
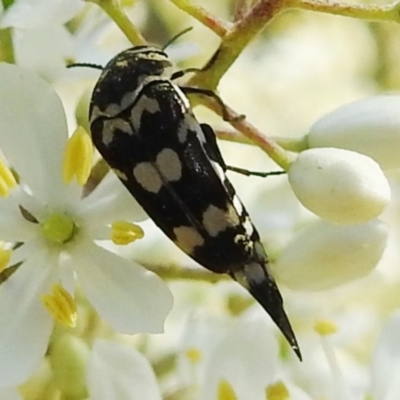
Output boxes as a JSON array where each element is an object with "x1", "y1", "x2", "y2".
[{"x1": 87, "y1": 45, "x2": 301, "y2": 359}]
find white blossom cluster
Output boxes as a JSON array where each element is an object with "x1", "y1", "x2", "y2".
[{"x1": 275, "y1": 96, "x2": 393, "y2": 291}]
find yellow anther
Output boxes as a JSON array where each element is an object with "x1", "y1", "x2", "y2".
[
  {"x1": 314, "y1": 319, "x2": 338, "y2": 336},
  {"x1": 217, "y1": 379, "x2": 238, "y2": 400},
  {"x1": 0, "y1": 159, "x2": 16, "y2": 197},
  {"x1": 41, "y1": 284, "x2": 77, "y2": 327},
  {"x1": 111, "y1": 221, "x2": 144, "y2": 245},
  {"x1": 185, "y1": 347, "x2": 202, "y2": 364},
  {"x1": 266, "y1": 381, "x2": 290, "y2": 400},
  {"x1": 0, "y1": 243, "x2": 11, "y2": 273},
  {"x1": 63, "y1": 126, "x2": 93, "y2": 185},
  {"x1": 41, "y1": 213, "x2": 75, "y2": 243}
]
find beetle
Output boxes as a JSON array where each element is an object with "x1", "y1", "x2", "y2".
[{"x1": 87, "y1": 45, "x2": 301, "y2": 359}]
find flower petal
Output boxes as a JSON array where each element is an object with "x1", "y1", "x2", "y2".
[
  {"x1": 0, "y1": 196, "x2": 37, "y2": 242},
  {"x1": 198, "y1": 315, "x2": 280, "y2": 400},
  {"x1": 0, "y1": 388, "x2": 23, "y2": 400},
  {"x1": 80, "y1": 172, "x2": 148, "y2": 228},
  {"x1": 307, "y1": 95, "x2": 400, "y2": 170},
  {"x1": 0, "y1": 253, "x2": 54, "y2": 387},
  {"x1": 273, "y1": 219, "x2": 388, "y2": 291},
  {"x1": 71, "y1": 241, "x2": 173, "y2": 333},
  {"x1": 13, "y1": 26, "x2": 74, "y2": 81},
  {"x1": 371, "y1": 311, "x2": 400, "y2": 400},
  {"x1": 0, "y1": 0, "x2": 83, "y2": 28},
  {"x1": 87, "y1": 340, "x2": 162, "y2": 400},
  {"x1": 288, "y1": 148, "x2": 390, "y2": 224},
  {"x1": 0, "y1": 63, "x2": 69, "y2": 206}
]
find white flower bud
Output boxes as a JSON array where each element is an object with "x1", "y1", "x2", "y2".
[
  {"x1": 272, "y1": 219, "x2": 388, "y2": 291},
  {"x1": 307, "y1": 95, "x2": 400, "y2": 170},
  {"x1": 288, "y1": 148, "x2": 390, "y2": 224}
]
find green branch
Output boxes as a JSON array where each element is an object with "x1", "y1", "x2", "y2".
[
  {"x1": 0, "y1": 28, "x2": 15, "y2": 64},
  {"x1": 143, "y1": 263, "x2": 230, "y2": 283},
  {"x1": 168, "y1": 0, "x2": 230, "y2": 36},
  {"x1": 86, "y1": 0, "x2": 146, "y2": 45},
  {"x1": 286, "y1": 0, "x2": 400, "y2": 22},
  {"x1": 189, "y1": 0, "x2": 286, "y2": 90}
]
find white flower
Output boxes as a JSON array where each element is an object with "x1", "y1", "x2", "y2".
[
  {"x1": 178, "y1": 312, "x2": 311, "y2": 400},
  {"x1": 87, "y1": 339, "x2": 162, "y2": 400},
  {"x1": 198, "y1": 315, "x2": 281, "y2": 400},
  {"x1": 307, "y1": 95, "x2": 400, "y2": 170},
  {"x1": 0, "y1": 63, "x2": 173, "y2": 387},
  {"x1": 303, "y1": 313, "x2": 400, "y2": 400},
  {"x1": 0, "y1": 0, "x2": 83, "y2": 28},
  {"x1": 0, "y1": 0, "x2": 83, "y2": 81},
  {"x1": 273, "y1": 219, "x2": 388, "y2": 291},
  {"x1": 288, "y1": 148, "x2": 390, "y2": 224},
  {"x1": 0, "y1": 388, "x2": 22, "y2": 400},
  {"x1": 370, "y1": 310, "x2": 400, "y2": 400}
]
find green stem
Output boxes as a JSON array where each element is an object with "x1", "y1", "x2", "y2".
[
  {"x1": 0, "y1": 28, "x2": 15, "y2": 64},
  {"x1": 87, "y1": 0, "x2": 146, "y2": 45},
  {"x1": 195, "y1": 96, "x2": 295, "y2": 170},
  {"x1": 231, "y1": 117, "x2": 296, "y2": 170},
  {"x1": 273, "y1": 135, "x2": 309, "y2": 152},
  {"x1": 168, "y1": 0, "x2": 229, "y2": 36},
  {"x1": 215, "y1": 129, "x2": 309, "y2": 154},
  {"x1": 215, "y1": 128, "x2": 254, "y2": 145},
  {"x1": 189, "y1": 0, "x2": 286, "y2": 90},
  {"x1": 286, "y1": 0, "x2": 400, "y2": 22},
  {"x1": 144, "y1": 263, "x2": 230, "y2": 283}
]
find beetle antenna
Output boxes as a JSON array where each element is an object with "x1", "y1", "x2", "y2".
[
  {"x1": 162, "y1": 27, "x2": 193, "y2": 50},
  {"x1": 67, "y1": 62, "x2": 103, "y2": 70}
]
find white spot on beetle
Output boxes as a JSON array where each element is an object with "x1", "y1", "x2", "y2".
[
  {"x1": 131, "y1": 95, "x2": 161, "y2": 131},
  {"x1": 244, "y1": 262, "x2": 267, "y2": 285},
  {"x1": 202, "y1": 204, "x2": 240, "y2": 237},
  {"x1": 101, "y1": 118, "x2": 134, "y2": 146},
  {"x1": 243, "y1": 217, "x2": 254, "y2": 237},
  {"x1": 173, "y1": 84, "x2": 190, "y2": 110},
  {"x1": 232, "y1": 195, "x2": 243, "y2": 216},
  {"x1": 211, "y1": 160, "x2": 225, "y2": 182},
  {"x1": 133, "y1": 162, "x2": 162, "y2": 193},
  {"x1": 104, "y1": 102, "x2": 125, "y2": 117},
  {"x1": 173, "y1": 226, "x2": 205, "y2": 253},
  {"x1": 156, "y1": 148, "x2": 182, "y2": 182},
  {"x1": 178, "y1": 114, "x2": 200, "y2": 143},
  {"x1": 120, "y1": 91, "x2": 136, "y2": 110},
  {"x1": 116, "y1": 60, "x2": 128, "y2": 68}
]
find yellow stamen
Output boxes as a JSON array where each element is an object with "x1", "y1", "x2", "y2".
[
  {"x1": 111, "y1": 221, "x2": 144, "y2": 245},
  {"x1": 41, "y1": 284, "x2": 77, "y2": 327},
  {"x1": 217, "y1": 379, "x2": 238, "y2": 400},
  {"x1": 314, "y1": 319, "x2": 338, "y2": 336},
  {"x1": 41, "y1": 213, "x2": 75, "y2": 243},
  {"x1": 266, "y1": 381, "x2": 290, "y2": 400},
  {"x1": 0, "y1": 159, "x2": 16, "y2": 197},
  {"x1": 63, "y1": 126, "x2": 93, "y2": 185},
  {"x1": 0, "y1": 243, "x2": 11, "y2": 273},
  {"x1": 185, "y1": 347, "x2": 202, "y2": 364}
]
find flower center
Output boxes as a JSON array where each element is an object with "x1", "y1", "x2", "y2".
[
  {"x1": 63, "y1": 126, "x2": 93, "y2": 185},
  {"x1": 266, "y1": 381, "x2": 290, "y2": 400},
  {"x1": 0, "y1": 242, "x2": 11, "y2": 273},
  {"x1": 41, "y1": 284, "x2": 77, "y2": 327},
  {"x1": 111, "y1": 221, "x2": 144, "y2": 245},
  {"x1": 314, "y1": 319, "x2": 338, "y2": 336},
  {"x1": 217, "y1": 379, "x2": 238, "y2": 400},
  {"x1": 185, "y1": 347, "x2": 202, "y2": 365},
  {"x1": 41, "y1": 213, "x2": 76, "y2": 243},
  {"x1": 0, "y1": 158, "x2": 17, "y2": 197}
]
